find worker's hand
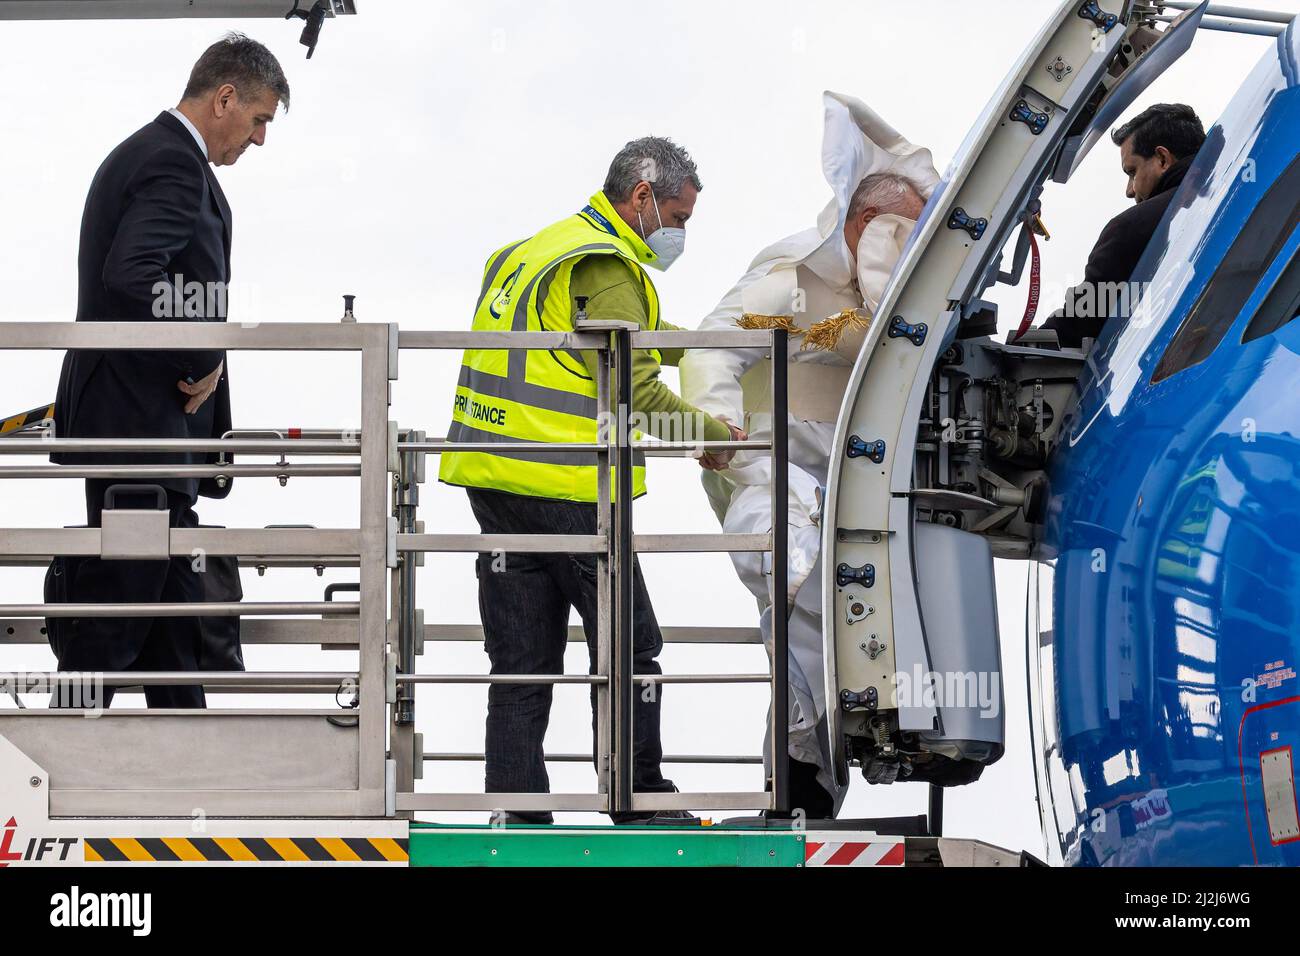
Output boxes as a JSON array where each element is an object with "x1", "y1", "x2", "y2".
[
  {"x1": 699, "y1": 417, "x2": 748, "y2": 471},
  {"x1": 177, "y1": 360, "x2": 224, "y2": 415}
]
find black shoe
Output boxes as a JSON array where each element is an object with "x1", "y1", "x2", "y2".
[
  {"x1": 608, "y1": 783, "x2": 701, "y2": 826},
  {"x1": 611, "y1": 808, "x2": 701, "y2": 826},
  {"x1": 611, "y1": 811, "x2": 702, "y2": 827}
]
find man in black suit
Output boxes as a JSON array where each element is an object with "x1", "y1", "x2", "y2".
[
  {"x1": 50, "y1": 33, "x2": 289, "y2": 708},
  {"x1": 1044, "y1": 103, "x2": 1205, "y2": 347}
]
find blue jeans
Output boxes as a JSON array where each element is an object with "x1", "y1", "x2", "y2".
[{"x1": 467, "y1": 488, "x2": 674, "y2": 821}]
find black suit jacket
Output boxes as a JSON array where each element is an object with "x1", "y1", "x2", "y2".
[
  {"x1": 52, "y1": 111, "x2": 233, "y2": 501},
  {"x1": 1044, "y1": 157, "x2": 1192, "y2": 347}
]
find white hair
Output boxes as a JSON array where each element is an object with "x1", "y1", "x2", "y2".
[{"x1": 848, "y1": 171, "x2": 924, "y2": 219}]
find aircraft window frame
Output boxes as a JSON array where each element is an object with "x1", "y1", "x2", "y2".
[
  {"x1": 1151, "y1": 156, "x2": 1300, "y2": 384},
  {"x1": 1240, "y1": 225, "x2": 1300, "y2": 345}
]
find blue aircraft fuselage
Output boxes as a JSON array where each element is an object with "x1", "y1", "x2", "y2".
[{"x1": 1039, "y1": 22, "x2": 1300, "y2": 866}]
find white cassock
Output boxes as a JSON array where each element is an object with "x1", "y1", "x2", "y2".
[{"x1": 679, "y1": 92, "x2": 939, "y2": 813}]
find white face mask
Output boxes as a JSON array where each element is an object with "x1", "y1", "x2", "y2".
[
  {"x1": 638, "y1": 185, "x2": 686, "y2": 272},
  {"x1": 855, "y1": 213, "x2": 916, "y2": 312}
]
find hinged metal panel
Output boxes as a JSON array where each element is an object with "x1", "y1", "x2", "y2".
[{"x1": 100, "y1": 509, "x2": 170, "y2": 560}]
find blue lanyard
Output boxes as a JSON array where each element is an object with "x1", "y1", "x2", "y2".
[{"x1": 580, "y1": 204, "x2": 619, "y2": 237}]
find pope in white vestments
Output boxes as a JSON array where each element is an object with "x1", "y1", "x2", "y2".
[{"x1": 680, "y1": 92, "x2": 939, "y2": 815}]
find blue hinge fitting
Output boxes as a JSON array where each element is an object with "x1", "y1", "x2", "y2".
[
  {"x1": 947, "y1": 207, "x2": 988, "y2": 241},
  {"x1": 1078, "y1": 0, "x2": 1118, "y2": 32},
  {"x1": 847, "y1": 435, "x2": 887, "y2": 463},
  {"x1": 1010, "y1": 98, "x2": 1049, "y2": 135},
  {"x1": 887, "y1": 315, "x2": 928, "y2": 347}
]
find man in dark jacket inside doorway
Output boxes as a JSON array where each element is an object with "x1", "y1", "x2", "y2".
[{"x1": 1044, "y1": 103, "x2": 1206, "y2": 347}]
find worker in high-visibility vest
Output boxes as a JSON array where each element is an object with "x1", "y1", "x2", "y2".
[{"x1": 440, "y1": 137, "x2": 745, "y2": 825}]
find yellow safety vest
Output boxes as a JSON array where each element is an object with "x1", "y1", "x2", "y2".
[{"x1": 439, "y1": 191, "x2": 662, "y2": 502}]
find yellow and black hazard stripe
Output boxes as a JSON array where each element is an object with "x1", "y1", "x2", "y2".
[
  {"x1": 84, "y1": 836, "x2": 408, "y2": 863},
  {"x1": 0, "y1": 403, "x2": 55, "y2": 436}
]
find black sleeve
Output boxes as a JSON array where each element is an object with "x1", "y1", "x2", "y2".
[
  {"x1": 1044, "y1": 207, "x2": 1149, "y2": 347},
  {"x1": 1080, "y1": 209, "x2": 1150, "y2": 288},
  {"x1": 101, "y1": 145, "x2": 206, "y2": 318}
]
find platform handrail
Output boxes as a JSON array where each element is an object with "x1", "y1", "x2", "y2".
[
  {"x1": 0, "y1": 319, "x2": 395, "y2": 818},
  {"x1": 0, "y1": 320, "x2": 789, "y2": 821},
  {"x1": 389, "y1": 322, "x2": 791, "y2": 817}
]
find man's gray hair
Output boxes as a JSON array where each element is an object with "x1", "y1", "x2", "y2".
[
  {"x1": 848, "y1": 171, "x2": 924, "y2": 219},
  {"x1": 603, "y1": 137, "x2": 702, "y2": 202},
  {"x1": 182, "y1": 32, "x2": 290, "y2": 111}
]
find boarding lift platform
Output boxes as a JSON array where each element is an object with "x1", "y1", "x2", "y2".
[
  {"x1": 5, "y1": 0, "x2": 1283, "y2": 868},
  {"x1": 0, "y1": 319, "x2": 1039, "y2": 867}
]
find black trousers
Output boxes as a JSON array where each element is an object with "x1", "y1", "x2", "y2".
[
  {"x1": 51, "y1": 480, "x2": 206, "y2": 709},
  {"x1": 467, "y1": 487, "x2": 674, "y2": 822}
]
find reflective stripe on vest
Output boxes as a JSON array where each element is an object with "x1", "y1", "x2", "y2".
[{"x1": 439, "y1": 205, "x2": 659, "y2": 503}]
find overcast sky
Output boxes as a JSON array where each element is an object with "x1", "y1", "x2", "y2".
[{"x1": 1, "y1": 0, "x2": 1295, "y2": 854}]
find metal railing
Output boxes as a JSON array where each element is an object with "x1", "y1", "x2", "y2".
[
  {"x1": 0, "y1": 320, "x2": 790, "y2": 820},
  {"x1": 1145, "y1": 1, "x2": 1291, "y2": 36},
  {"x1": 390, "y1": 322, "x2": 789, "y2": 817},
  {"x1": 0, "y1": 321, "x2": 394, "y2": 818}
]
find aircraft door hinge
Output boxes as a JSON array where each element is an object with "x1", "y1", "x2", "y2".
[
  {"x1": 1010, "y1": 98, "x2": 1050, "y2": 134},
  {"x1": 847, "y1": 435, "x2": 887, "y2": 462},
  {"x1": 888, "y1": 315, "x2": 929, "y2": 347},
  {"x1": 1077, "y1": 0, "x2": 1118, "y2": 32},
  {"x1": 836, "y1": 562, "x2": 875, "y2": 588},
  {"x1": 840, "y1": 687, "x2": 879, "y2": 713},
  {"x1": 947, "y1": 207, "x2": 988, "y2": 241}
]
